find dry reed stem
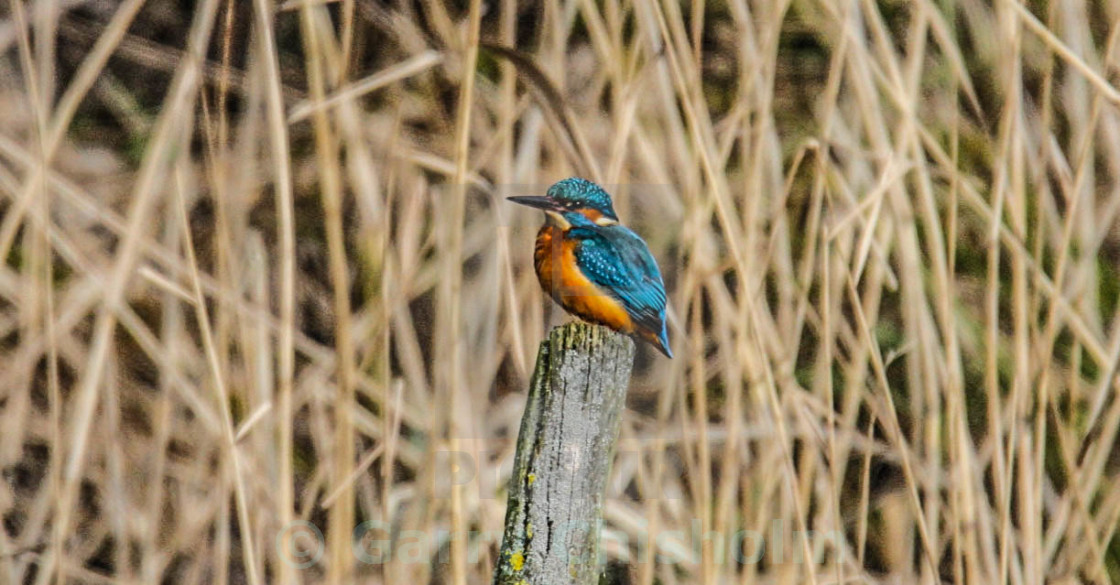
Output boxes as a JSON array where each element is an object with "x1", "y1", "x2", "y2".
[
  {"x1": 2, "y1": 1, "x2": 1120, "y2": 584},
  {"x1": 46, "y1": 2, "x2": 221, "y2": 582},
  {"x1": 295, "y1": 3, "x2": 356, "y2": 583},
  {"x1": 248, "y1": 1, "x2": 297, "y2": 582},
  {"x1": 444, "y1": 1, "x2": 482, "y2": 583}
]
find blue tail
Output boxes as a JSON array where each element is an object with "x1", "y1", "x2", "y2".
[{"x1": 654, "y1": 321, "x2": 673, "y2": 358}]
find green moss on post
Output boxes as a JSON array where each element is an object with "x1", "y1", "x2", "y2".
[{"x1": 493, "y1": 322, "x2": 635, "y2": 585}]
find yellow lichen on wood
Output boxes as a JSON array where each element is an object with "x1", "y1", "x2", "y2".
[{"x1": 490, "y1": 323, "x2": 635, "y2": 585}]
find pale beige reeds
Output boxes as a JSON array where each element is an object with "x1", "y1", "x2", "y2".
[{"x1": 1, "y1": 1, "x2": 1119, "y2": 584}]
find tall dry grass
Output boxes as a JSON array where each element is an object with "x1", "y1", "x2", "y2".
[{"x1": 0, "y1": 0, "x2": 1118, "y2": 584}]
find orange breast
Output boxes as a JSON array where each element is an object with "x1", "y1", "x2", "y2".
[{"x1": 534, "y1": 226, "x2": 634, "y2": 333}]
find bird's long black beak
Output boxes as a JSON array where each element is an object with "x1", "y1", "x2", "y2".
[{"x1": 507, "y1": 195, "x2": 561, "y2": 211}]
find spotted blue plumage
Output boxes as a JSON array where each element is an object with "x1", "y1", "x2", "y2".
[
  {"x1": 567, "y1": 222, "x2": 671, "y2": 356},
  {"x1": 547, "y1": 178, "x2": 619, "y2": 220}
]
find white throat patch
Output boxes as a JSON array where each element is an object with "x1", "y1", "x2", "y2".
[{"x1": 544, "y1": 211, "x2": 571, "y2": 230}]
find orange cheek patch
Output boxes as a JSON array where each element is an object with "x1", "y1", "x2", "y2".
[{"x1": 578, "y1": 208, "x2": 604, "y2": 222}]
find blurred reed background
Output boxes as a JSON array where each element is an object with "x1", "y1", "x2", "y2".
[{"x1": 0, "y1": 0, "x2": 1118, "y2": 583}]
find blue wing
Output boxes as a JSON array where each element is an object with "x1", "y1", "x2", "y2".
[{"x1": 569, "y1": 224, "x2": 668, "y2": 333}]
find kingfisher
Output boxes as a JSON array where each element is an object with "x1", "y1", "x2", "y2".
[{"x1": 509, "y1": 178, "x2": 672, "y2": 357}]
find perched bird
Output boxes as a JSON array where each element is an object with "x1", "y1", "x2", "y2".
[{"x1": 509, "y1": 178, "x2": 672, "y2": 357}]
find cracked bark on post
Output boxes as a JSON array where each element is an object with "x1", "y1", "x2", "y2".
[{"x1": 492, "y1": 321, "x2": 635, "y2": 585}]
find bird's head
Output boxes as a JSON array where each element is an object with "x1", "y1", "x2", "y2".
[{"x1": 508, "y1": 177, "x2": 619, "y2": 229}]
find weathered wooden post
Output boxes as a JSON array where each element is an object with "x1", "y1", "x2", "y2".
[{"x1": 492, "y1": 321, "x2": 635, "y2": 584}]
